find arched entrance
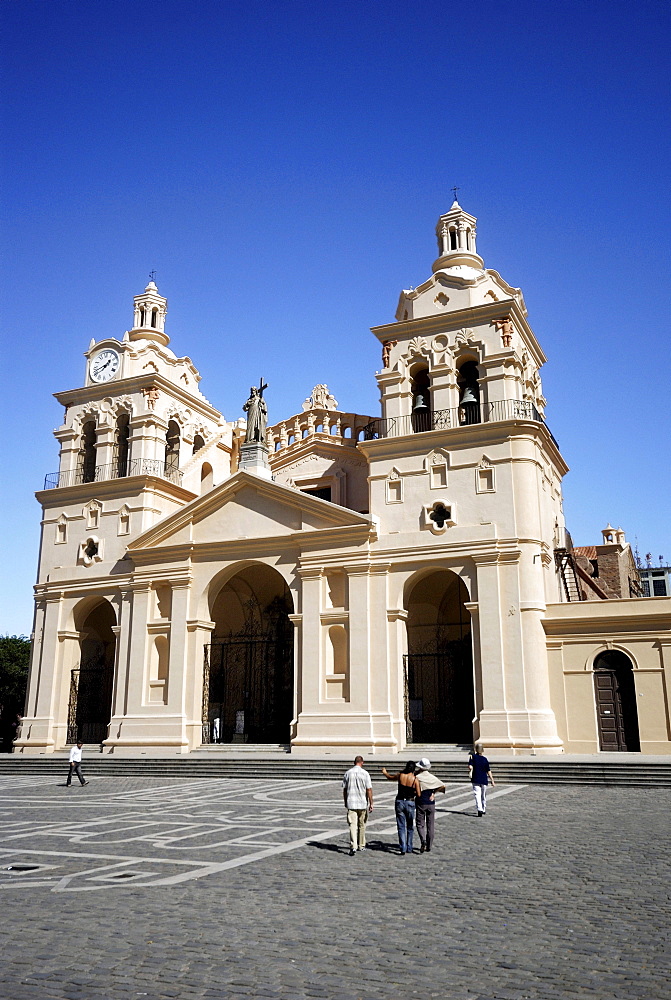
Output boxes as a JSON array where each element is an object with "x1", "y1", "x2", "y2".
[
  {"x1": 204, "y1": 565, "x2": 294, "y2": 744},
  {"x1": 67, "y1": 600, "x2": 116, "y2": 743},
  {"x1": 593, "y1": 651, "x2": 640, "y2": 751},
  {"x1": 404, "y1": 570, "x2": 474, "y2": 744}
]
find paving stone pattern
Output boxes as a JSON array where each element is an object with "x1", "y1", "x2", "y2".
[{"x1": 0, "y1": 771, "x2": 668, "y2": 1000}]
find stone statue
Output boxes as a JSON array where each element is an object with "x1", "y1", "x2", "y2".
[
  {"x1": 243, "y1": 380, "x2": 268, "y2": 444},
  {"x1": 493, "y1": 316, "x2": 514, "y2": 348},
  {"x1": 381, "y1": 340, "x2": 397, "y2": 369}
]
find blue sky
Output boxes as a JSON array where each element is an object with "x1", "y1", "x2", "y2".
[{"x1": 2, "y1": 0, "x2": 670, "y2": 634}]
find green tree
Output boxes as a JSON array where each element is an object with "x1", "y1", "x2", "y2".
[{"x1": 0, "y1": 634, "x2": 31, "y2": 720}]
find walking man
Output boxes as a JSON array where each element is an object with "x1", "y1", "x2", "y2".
[
  {"x1": 66, "y1": 741, "x2": 89, "y2": 787},
  {"x1": 414, "y1": 758, "x2": 445, "y2": 853},
  {"x1": 468, "y1": 742, "x2": 495, "y2": 816},
  {"x1": 342, "y1": 755, "x2": 373, "y2": 856}
]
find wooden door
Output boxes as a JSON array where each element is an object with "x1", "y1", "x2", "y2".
[
  {"x1": 594, "y1": 668, "x2": 625, "y2": 750},
  {"x1": 594, "y1": 656, "x2": 641, "y2": 752}
]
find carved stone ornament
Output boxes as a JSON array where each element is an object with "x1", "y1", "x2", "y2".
[
  {"x1": 407, "y1": 336, "x2": 428, "y2": 357},
  {"x1": 302, "y1": 384, "x2": 338, "y2": 411},
  {"x1": 453, "y1": 329, "x2": 475, "y2": 348},
  {"x1": 141, "y1": 387, "x2": 160, "y2": 410}
]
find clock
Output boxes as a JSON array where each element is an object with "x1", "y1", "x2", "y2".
[{"x1": 90, "y1": 349, "x2": 120, "y2": 383}]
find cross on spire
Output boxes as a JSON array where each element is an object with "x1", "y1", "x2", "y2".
[
  {"x1": 451, "y1": 186, "x2": 460, "y2": 203},
  {"x1": 148, "y1": 269, "x2": 157, "y2": 282}
]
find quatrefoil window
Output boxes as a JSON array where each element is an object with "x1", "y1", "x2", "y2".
[
  {"x1": 429, "y1": 504, "x2": 451, "y2": 529},
  {"x1": 84, "y1": 539, "x2": 99, "y2": 559}
]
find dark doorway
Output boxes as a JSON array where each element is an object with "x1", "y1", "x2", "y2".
[
  {"x1": 302, "y1": 487, "x2": 331, "y2": 502},
  {"x1": 204, "y1": 567, "x2": 294, "y2": 744},
  {"x1": 593, "y1": 651, "x2": 640, "y2": 751},
  {"x1": 68, "y1": 601, "x2": 116, "y2": 743},
  {"x1": 404, "y1": 571, "x2": 474, "y2": 744}
]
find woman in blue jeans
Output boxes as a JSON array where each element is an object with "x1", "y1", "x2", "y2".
[{"x1": 382, "y1": 761, "x2": 418, "y2": 855}]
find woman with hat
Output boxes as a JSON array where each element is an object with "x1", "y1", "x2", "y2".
[{"x1": 414, "y1": 758, "x2": 445, "y2": 853}]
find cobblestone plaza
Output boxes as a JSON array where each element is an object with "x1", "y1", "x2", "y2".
[{"x1": 0, "y1": 775, "x2": 669, "y2": 999}]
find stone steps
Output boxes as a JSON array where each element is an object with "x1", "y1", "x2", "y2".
[{"x1": 1, "y1": 755, "x2": 670, "y2": 786}]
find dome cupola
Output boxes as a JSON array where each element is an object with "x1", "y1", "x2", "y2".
[
  {"x1": 432, "y1": 200, "x2": 484, "y2": 272},
  {"x1": 129, "y1": 277, "x2": 169, "y2": 346}
]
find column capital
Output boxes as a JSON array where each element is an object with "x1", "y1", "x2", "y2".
[{"x1": 186, "y1": 619, "x2": 215, "y2": 633}]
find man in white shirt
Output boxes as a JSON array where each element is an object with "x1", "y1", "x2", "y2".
[
  {"x1": 66, "y1": 741, "x2": 89, "y2": 787},
  {"x1": 342, "y1": 755, "x2": 373, "y2": 856}
]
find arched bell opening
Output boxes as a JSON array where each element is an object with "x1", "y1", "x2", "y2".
[
  {"x1": 204, "y1": 565, "x2": 294, "y2": 745},
  {"x1": 78, "y1": 419, "x2": 97, "y2": 484},
  {"x1": 114, "y1": 413, "x2": 130, "y2": 478},
  {"x1": 404, "y1": 570, "x2": 474, "y2": 744},
  {"x1": 165, "y1": 420, "x2": 181, "y2": 474},
  {"x1": 593, "y1": 650, "x2": 640, "y2": 751},
  {"x1": 457, "y1": 358, "x2": 481, "y2": 425},
  {"x1": 410, "y1": 364, "x2": 432, "y2": 433},
  {"x1": 68, "y1": 599, "x2": 116, "y2": 744},
  {"x1": 200, "y1": 462, "x2": 214, "y2": 494}
]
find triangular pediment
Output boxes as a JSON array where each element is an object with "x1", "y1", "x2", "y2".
[{"x1": 128, "y1": 470, "x2": 372, "y2": 551}]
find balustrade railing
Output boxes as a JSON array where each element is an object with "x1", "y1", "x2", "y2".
[
  {"x1": 43, "y1": 458, "x2": 183, "y2": 490},
  {"x1": 361, "y1": 398, "x2": 557, "y2": 443}
]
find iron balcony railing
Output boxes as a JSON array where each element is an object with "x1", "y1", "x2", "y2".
[
  {"x1": 43, "y1": 458, "x2": 183, "y2": 490},
  {"x1": 361, "y1": 398, "x2": 558, "y2": 445}
]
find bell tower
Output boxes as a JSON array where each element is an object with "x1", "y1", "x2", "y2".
[
  {"x1": 360, "y1": 198, "x2": 569, "y2": 754},
  {"x1": 23, "y1": 279, "x2": 235, "y2": 753}
]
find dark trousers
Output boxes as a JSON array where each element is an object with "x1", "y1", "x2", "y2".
[
  {"x1": 395, "y1": 798, "x2": 415, "y2": 853},
  {"x1": 67, "y1": 762, "x2": 85, "y2": 785},
  {"x1": 416, "y1": 801, "x2": 435, "y2": 849}
]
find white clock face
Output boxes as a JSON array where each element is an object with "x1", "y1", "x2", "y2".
[{"x1": 90, "y1": 349, "x2": 120, "y2": 383}]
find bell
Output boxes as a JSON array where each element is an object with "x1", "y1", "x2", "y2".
[
  {"x1": 413, "y1": 393, "x2": 428, "y2": 410},
  {"x1": 460, "y1": 385, "x2": 478, "y2": 406}
]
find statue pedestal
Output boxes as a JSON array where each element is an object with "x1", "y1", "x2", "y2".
[{"x1": 238, "y1": 441, "x2": 272, "y2": 480}]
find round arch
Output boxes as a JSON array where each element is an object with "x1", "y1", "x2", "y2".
[
  {"x1": 204, "y1": 563, "x2": 294, "y2": 745},
  {"x1": 593, "y1": 649, "x2": 640, "y2": 752},
  {"x1": 69, "y1": 597, "x2": 117, "y2": 744},
  {"x1": 404, "y1": 568, "x2": 474, "y2": 744}
]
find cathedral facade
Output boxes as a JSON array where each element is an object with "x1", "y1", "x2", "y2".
[{"x1": 18, "y1": 202, "x2": 671, "y2": 756}]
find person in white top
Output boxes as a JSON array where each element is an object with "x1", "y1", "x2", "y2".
[
  {"x1": 66, "y1": 741, "x2": 88, "y2": 787},
  {"x1": 342, "y1": 755, "x2": 373, "y2": 856}
]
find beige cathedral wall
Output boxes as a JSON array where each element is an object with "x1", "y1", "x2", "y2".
[{"x1": 544, "y1": 597, "x2": 671, "y2": 753}]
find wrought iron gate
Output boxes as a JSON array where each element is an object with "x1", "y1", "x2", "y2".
[
  {"x1": 202, "y1": 620, "x2": 293, "y2": 744},
  {"x1": 66, "y1": 649, "x2": 114, "y2": 744},
  {"x1": 404, "y1": 638, "x2": 474, "y2": 744}
]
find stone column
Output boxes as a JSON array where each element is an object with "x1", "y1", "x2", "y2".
[
  {"x1": 17, "y1": 593, "x2": 63, "y2": 752},
  {"x1": 288, "y1": 613, "x2": 303, "y2": 743},
  {"x1": 105, "y1": 588, "x2": 133, "y2": 751},
  {"x1": 367, "y1": 564, "x2": 396, "y2": 749},
  {"x1": 377, "y1": 370, "x2": 411, "y2": 421},
  {"x1": 470, "y1": 554, "x2": 509, "y2": 749},
  {"x1": 386, "y1": 607, "x2": 408, "y2": 750},
  {"x1": 166, "y1": 582, "x2": 190, "y2": 717},
  {"x1": 129, "y1": 413, "x2": 168, "y2": 468},
  {"x1": 185, "y1": 618, "x2": 216, "y2": 749},
  {"x1": 345, "y1": 566, "x2": 371, "y2": 715},
  {"x1": 94, "y1": 417, "x2": 116, "y2": 471},
  {"x1": 54, "y1": 427, "x2": 81, "y2": 480},
  {"x1": 292, "y1": 568, "x2": 322, "y2": 750}
]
